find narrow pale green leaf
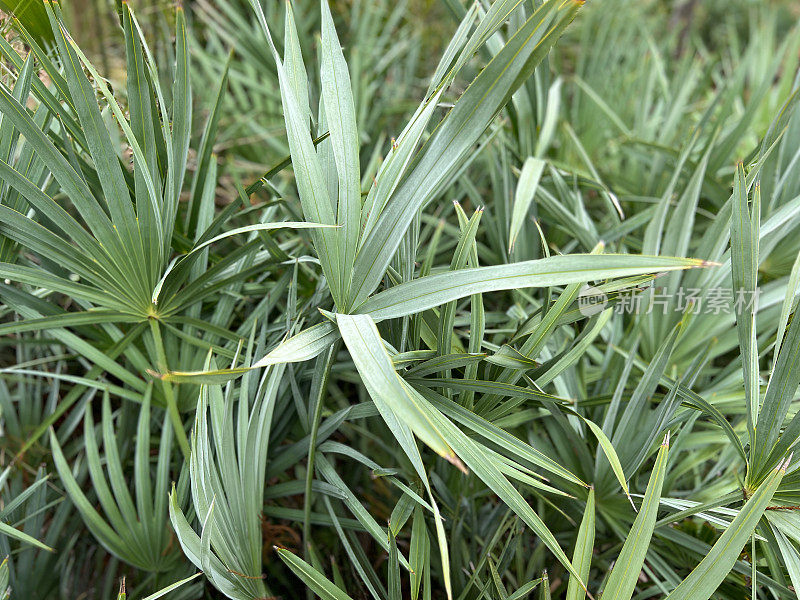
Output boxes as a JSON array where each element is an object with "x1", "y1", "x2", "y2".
[
  {"x1": 357, "y1": 254, "x2": 712, "y2": 321},
  {"x1": 140, "y1": 574, "x2": 202, "y2": 600},
  {"x1": 338, "y1": 314, "x2": 460, "y2": 466},
  {"x1": 583, "y1": 418, "x2": 632, "y2": 506},
  {"x1": 752, "y1": 294, "x2": 800, "y2": 479},
  {"x1": 566, "y1": 488, "x2": 595, "y2": 600},
  {"x1": 277, "y1": 548, "x2": 355, "y2": 600},
  {"x1": 0, "y1": 521, "x2": 53, "y2": 552},
  {"x1": 602, "y1": 434, "x2": 670, "y2": 600},
  {"x1": 509, "y1": 157, "x2": 546, "y2": 253},
  {"x1": 731, "y1": 164, "x2": 760, "y2": 441},
  {"x1": 665, "y1": 458, "x2": 788, "y2": 600},
  {"x1": 320, "y1": 0, "x2": 361, "y2": 308}
]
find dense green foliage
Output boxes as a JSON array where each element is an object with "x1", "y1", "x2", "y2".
[{"x1": 1, "y1": 0, "x2": 800, "y2": 598}]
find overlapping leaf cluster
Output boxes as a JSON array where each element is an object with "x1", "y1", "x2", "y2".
[{"x1": 1, "y1": 0, "x2": 800, "y2": 599}]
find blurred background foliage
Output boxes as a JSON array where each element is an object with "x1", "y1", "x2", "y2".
[
  {"x1": 5, "y1": 0, "x2": 795, "y2": 199},
  {"x1": 6, "y1": 0, "x2": 794, "y2": 202}
]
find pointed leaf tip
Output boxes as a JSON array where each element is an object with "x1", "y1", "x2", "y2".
[
  {"x1": 781, "y1": 453, "x2": 793, "y2": 472},
  {"x1": 444, "y1": 453, "x2": 469, "y2": 475},
  {"x1": 146, "y1": 369, "x2": 166, "y2": 380}
]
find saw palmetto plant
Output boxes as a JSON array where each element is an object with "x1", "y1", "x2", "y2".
[{"x1": 1, "y1": 0, "x2": 800, "y2": 598}]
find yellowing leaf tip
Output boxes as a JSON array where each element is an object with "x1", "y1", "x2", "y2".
[
  {"x1": 444, "y1": 452, "x2": 469, "y2": 475},
  {"x1": 146, "y1": 368, "x2": 165, "y2": 380}
]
